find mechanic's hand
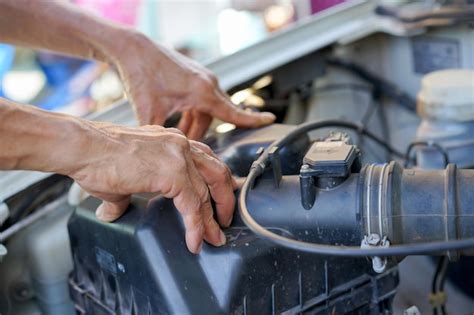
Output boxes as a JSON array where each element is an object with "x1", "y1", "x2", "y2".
[
  {"x1": 70, "y1": 123, "x2": 237, "y2": 254},
  {"x1": 111, "y1": 33, "x2": 276, "y2": 139}
]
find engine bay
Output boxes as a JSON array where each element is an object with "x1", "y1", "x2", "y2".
[{"x1": 1, "y1": 1, "x2": 474, "y2": 314}]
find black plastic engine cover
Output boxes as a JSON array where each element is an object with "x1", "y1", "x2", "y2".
[{"x1": 68, "y1": 125, "x2": 398, "y2": 314}]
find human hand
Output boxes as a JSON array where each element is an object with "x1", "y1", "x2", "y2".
[
  {"x1": 110, "y1": 32, "x2": 276, "y2": 139},
  {"x1": 70, "y1": 122, "x2": 236, "y2": 254}
]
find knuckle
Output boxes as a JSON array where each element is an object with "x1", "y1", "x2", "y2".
[
  {"x1": 167, "y1": 127, "x2": 184, "y2": 136},
  {"x1": 200, "y1": 143, "x2": 212, "y2": 153},
  {"x1": 207, "y1": 74, "x2": 219, "y2": 86},
  {"x1": 197, "y1": 184, "x2": 210, "y2": 203},
  {"x1": 183, "y1": 211, "x2": 204, "y2": 232},
  {"x1": 205, "y1": 212, "x2": 214, "y2": 225},
  {"x1": 215, "y1": 163, "x2": 230, "y2": 180},
  {"x1": 187, "y1": 197, "x2": 203, "y2": 215},
  {"x1": 176, "y1": 191, "x2": 202, "y2": 216},
  {"x1": 188, "y1": 220, "x2": 204, "y2": 234},
  {"x1": 194, "y1": 78, "x2": 214, "y2": 94},
  {"x1": 150, "y1": 180, "x2": 163, "y2": 193},
  {"x1": 142, "y1": 124, "x2": 162, "y2": 130},
  {"x1": 170, "y1": 134, "x2": 190, "y2": 152}
]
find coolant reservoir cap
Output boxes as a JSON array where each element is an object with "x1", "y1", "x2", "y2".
[{"x1": 417, "y1": 69, "x2": 474, "y2": 122}]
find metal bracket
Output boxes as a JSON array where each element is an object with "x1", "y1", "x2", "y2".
[
  {"x1": 0, "y1": 243, "x2": 7, "y2": 262},
  {"x1": 444, "y1": 164, "x2": 460, "y2": 261},
  {"x1": 361, "y1": 233, "x2": 390, "y2": 273},
  {"x1": 299, "y1": 165, "x2": 316, "y2": 210}
]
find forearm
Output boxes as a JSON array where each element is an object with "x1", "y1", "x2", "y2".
[
  {"x1": 0, "y1": 0, "x2": 134, "y2": 63},
  {"x1": 0, "y1": 98, "x2": 90, "y2": 175}
]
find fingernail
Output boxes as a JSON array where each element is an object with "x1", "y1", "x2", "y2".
[
  {"x1": 226, "y1": 216, "x2": 233, "y2": 228},
  {"x1": 96, "y1": 204, "x2": 105, "y2": 220},
  {"x1": 220, "y1": 230, "x2": 227, "y2": 246},
  {"x1": 196, "y1": 241, "x2": 203, "y2": 254},
  {"x1": 231, "y1": 177, "x2": 239, "y2": 190},
  {"x1": 259, "y1": 112, "x2": 276, "y2": 123}
]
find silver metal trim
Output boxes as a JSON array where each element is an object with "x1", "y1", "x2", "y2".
[
  {"x1": 377, "y1": 163, "x2": 389, "y2": 236},
  {"x1": 366, "y1": 164, "x2": 375, "y2": 235},
  {"x1": 207, "y1": 0, "x2": 376, "y2": 90}
]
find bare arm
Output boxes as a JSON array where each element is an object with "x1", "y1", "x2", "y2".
[
  {"x1": 0, "y1": 97, "x2": 87, "y2": 173},
  {"x1": 0, "y1": 0, "x2": 124, "y2": 63},
  {"x1": 0, "y1": 1, "x2": 273, "y2": 253},
  {"x1": 0, "y1": 97, "x2": 236, "y2": 253},
  {"x1": 0, "y1": 0, "x2": 275, "y2": 138}
]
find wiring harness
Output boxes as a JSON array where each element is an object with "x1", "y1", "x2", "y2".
[{"x1": 239, "y1": 119, "x2": 474, "y2": 257}]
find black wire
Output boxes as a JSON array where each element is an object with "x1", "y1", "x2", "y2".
[
  {"x1": 326, "y1": 58, "x2": 417, "y2": 112},
  {"x1": 439, "y1": 257, "x2": 449, "y2": 315},
  {"x1": 313, "y1": 83, "x2": 391, "y2": 161},
  {"x1": 438, "y1": 257, "x2": 449, "y2": 292},
  {"x1": 432, "y1": 256, "x2": 446, "y2": 294},
  {"x1": 313, "y1": 83, "x2": 376, "y2": 128},
  {"x1": 314, "y1": 83, "x2": 373, "y2": 94},
  {"x1": 432, "y1": 256, "x2": 449, "y2": 315},
  {"x1": 361, "y1": 98, "x2": 378, "y2": 126},
  {"x1": 248, "y1": 119, "x2": 404, "y2": 177},
  {"x1": 404, "y1": 141, "x2": 450, "y2": 168},
  {"x1": 239, "y1": 119, "x2": 474, "y2": 257},
  {"x1": 359, "y1": 96, "x2": 393, "y2": 162},
  {"x1": 375, "y1": 96, "x2": 391, "y2": 161}
]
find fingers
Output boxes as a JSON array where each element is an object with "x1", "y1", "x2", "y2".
[
  {"x1": 190, "y1": 140, "x2": 237, "y2": 190},
  {"x1": 191, "y1": 146, "x2": 235, "y2": 227},
  {"x1": 87, "y1": 123, "x2": 233, "y2": 255},
  {"x1": 169, "y1": 150, "x2": 226, "y2": 253},
  {"x1": 233, "y1": 177, "x2": 245, "y2": 190},
  {"x1": 166, "y1": 142, "x2": 233, "y2": 250},
  {"x1": 201, "y1": 197, "x2": 227, "y2": 247},
  {"x1": 131, "y1": 94, "x2": 168, "y2": 126},
  {"x1": 172, "y1": 180, "x2": 205, "y2": 254},
  {"x1": 95, "y1": 194, "x2": 131, "y2": 222},
  {"x1": 206, "y1": 91, "x2": 276, "y2": 128},
  {"x1": 187, "y1": 111, "x2": 212, "y2": 140},
  {"x1": 177, "y1": 111, "x2": 193, "y2": 134},
  {"x1": 189, "y1": 140, "x2": 216, "y2": 156},
  {"x1": 179, "y1": 111, "x2": 213, "y2": 140},
  {"x1": 184, "y1": 153, "x2": 226, "y2": 247}
]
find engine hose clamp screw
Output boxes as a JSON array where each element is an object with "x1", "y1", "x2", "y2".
[
  {"x1": 367, "y1": 233, "x2": 381, "y2": 245},
  {"x1": 361, "y1": 234, "x2": 390, "y2": 273}
]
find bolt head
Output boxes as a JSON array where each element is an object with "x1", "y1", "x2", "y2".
[{"x1": 367, "y1": 233, "x2": 381, "y2": 245}]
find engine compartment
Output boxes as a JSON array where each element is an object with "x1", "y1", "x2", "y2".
[
  {"x1": 0, "y1": 2, "x2": 473, "y2": 314},
  {"x1": 68, "y1": 125, "x2": 399, "y2": 315}
]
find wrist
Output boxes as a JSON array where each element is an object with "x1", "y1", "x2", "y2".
[
  {"x1": 0, "y1": 99, "x2": 91, "y2": 175},
  {"x1": 50, "y1": 116, "x2": 93, "y2": 176},
  {"x1": 65, "y1": 120, "x2": 129, "y2": 183},
  {"x1": 66, "y1": 11, "x2": 142, "y2": 64},
  {"x1": 95, "y1": 27, "x2": 157, "y2": 66},
  {"x1": 58, "y1": 118, "x2": 117, "y2": 180},
  {"x1": 23, "y1": 112, "x2": 91, "y2": 176}
]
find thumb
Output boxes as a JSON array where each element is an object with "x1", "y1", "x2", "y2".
[{"x1": 95, "y1": 195, "x2": 131, "y2": 222}]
